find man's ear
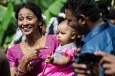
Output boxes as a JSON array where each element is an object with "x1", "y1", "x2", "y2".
[
  {"x1": 79, "y1": 14, "x2": 87, "y2": 25},
  {"x1": 71, "y1": 32, "x2": 76, "y2": 39}
]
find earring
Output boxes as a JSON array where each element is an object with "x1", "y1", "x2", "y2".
[{"x1": 40, "y1": 26, "x2": 42, "y2": 29}]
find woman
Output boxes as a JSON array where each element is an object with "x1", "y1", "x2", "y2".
[
  {"x1": 6, "y1": 2, "x2": 59, "y2": 76},
  {"x1": 0, "y1": 49, "x2": 10, "y2": 76}
]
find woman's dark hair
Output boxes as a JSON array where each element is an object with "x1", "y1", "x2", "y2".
[
  {"x1": 64, "y1": 0, "x2": 101, "y2": 22},
  {"x1": 46, "y1": 5, "x2": 66, "y2": 35},
  {"x1": 15, "y1": 2, "x2": 43, "y2": 33},
  {"x1": 48, "y1": 16, "x2": 65, "y2": 35},
  {"x1": 98, "y1": 3, "x2": 108, "y2": 19},
  {"x1": 108, "y1": 8, "x2": 115, "y2": 19}
]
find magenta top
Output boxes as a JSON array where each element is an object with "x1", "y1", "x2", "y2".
[{"x1": 6, "y1": 35, "x2": 59, "y2": 76}]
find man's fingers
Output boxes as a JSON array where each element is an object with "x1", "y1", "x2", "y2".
[
  {"x1": 77, "y1": 48, "x2": 81, "y2": 53},
  {"x1": 72, "y1": 63, "x2": 90, "y2": 75},
  {"x1": 105, "y1": 68, "x2": 115, "y2": 75},
  {"x1": 72, "y1": 62, "x2": 87, "y2": 69},
  {"x1": 94, "y1": 51, "x2": 107, "y2": 56}
]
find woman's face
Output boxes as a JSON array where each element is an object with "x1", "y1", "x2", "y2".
[{"x1": 18, "y1": 7, "x2": 40, "y2": 36}]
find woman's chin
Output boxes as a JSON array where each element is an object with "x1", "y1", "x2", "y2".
[{"x1": 23, "y1": 32, "x2": 32, "y2": 36}]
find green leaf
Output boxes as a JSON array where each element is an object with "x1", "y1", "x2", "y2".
[
  {"x1": 0, "y1": 2, "x2": 14, "y2": 47},
  {"x1": 44, "y1": 0, "x2": 67, "y2": 24},
  {"x1": 0, "y1": 5, "x2": 7, "y2": 21},
  {"x1": 2, "y1": 2, "x2": 13, "y2": 30}
]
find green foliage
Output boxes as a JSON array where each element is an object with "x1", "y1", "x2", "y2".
[
  {"x1": 1, "y1": 0, "x2": 114, "y2": 50},
  {"x1": 27, "y1": 0, "x2": 67, "y2": 24},
  {"x1": 0, "y1": 2, "x2": 16, "y2": 47},
  {"x1": 44, "y1": 0, "x2": 66, "y2": 24},
  {"x1": 0, "y1": 0, "x2": 67, "y2": 49}
]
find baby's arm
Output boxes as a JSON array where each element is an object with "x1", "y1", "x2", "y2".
[
  {"x1": 53, "y1": 53, "x2": 70, "y2": 66},
  {"x1": 45, "y1": 52, "x2": 71, "y2": 66}
]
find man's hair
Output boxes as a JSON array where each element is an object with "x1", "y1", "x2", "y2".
[{"x1": 64, "y1": 0, "x2": 101, "y2": 22}]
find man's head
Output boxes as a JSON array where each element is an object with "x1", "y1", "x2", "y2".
[{"x1": 64, "y1": 0, "x2": 101, "y2": 35}]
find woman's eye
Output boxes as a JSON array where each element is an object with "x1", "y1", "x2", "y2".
[
  {"x1": 18, "y1": 18, "x2": 23, "y2": 21},
  {"x1": 28, "y1": 17, "x2": 33, "y2": 21}
]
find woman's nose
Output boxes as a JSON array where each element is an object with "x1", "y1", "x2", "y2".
[{"x1": 22, "y1": 19, "x2": 28, "y2": 25}]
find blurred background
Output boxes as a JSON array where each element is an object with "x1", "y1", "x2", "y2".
[{"x1": 0, "y1": 0, "x2": 115, "y2": 53}]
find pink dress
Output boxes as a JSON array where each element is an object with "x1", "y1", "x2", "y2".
[
  {"x1": 38, "y1": 44, "x2": 77, "y2": 76},
  {"x1": 6, "y1": 35, "x2": 59, "y2": 76}
]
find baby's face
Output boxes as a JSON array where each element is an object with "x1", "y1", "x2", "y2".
[{"x1": 56, "y1": 20, "x2": 76, "y2": 45}]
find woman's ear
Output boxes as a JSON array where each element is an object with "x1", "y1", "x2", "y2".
[
  {"x1": 38, "y1": 19, "x2": 43, "y2": 26},
  {"x1": 71, "y1": 32, "x2": 76, "y2": 40},
  {"x1": 38, "y1": 21, "x2": 42, "y2": 26}
]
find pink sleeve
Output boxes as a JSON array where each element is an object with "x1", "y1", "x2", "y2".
[
  {"x1": 61, "y1": 48, "x2": 76, "y2": 61},
  {"x1": 6, "y1": 48, "x2": 16, "y2": 67},
  {"x1": 47, "y1": 35, "x2": 59, "y2": 49},
  {"x1": 51, "y1": 35, "x2": 59, "y2": 48}
]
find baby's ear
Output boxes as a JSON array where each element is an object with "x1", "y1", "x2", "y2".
[{"x1": 71, "y1": 32, "x2": 76, "y2": 39}]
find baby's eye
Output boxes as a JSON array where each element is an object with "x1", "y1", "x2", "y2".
[
  {"x1": 56, "y1": 32, "x2": 59, "y2": 35},
  {"x1": 61, "y1": 32, "x2": 65, "y2": 34},
  {"x1": 68, "y1": 19, "x2": 71, "y2": 22}
]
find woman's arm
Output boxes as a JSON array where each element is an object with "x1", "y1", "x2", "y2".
[
  {"x1": 10, "y1": 67, "x2": 16, "y2": 76},
  {"x1": 0, "y1": 50, "x2": 10, "y2": 76}
]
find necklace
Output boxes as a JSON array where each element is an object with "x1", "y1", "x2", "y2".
[{"x1": 25, "y1": 35, "x2": 43, "y2": 51}]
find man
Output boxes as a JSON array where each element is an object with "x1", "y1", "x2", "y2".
[
  {"x1": 95, "y1": 51, "x2": 115, "y2": 76},
  {"x1": 64, "y1": 0, "x2": 115, "y2": 76},
  {"x1": 0, "y1": 49, "x2": 10, "y2": 76}
]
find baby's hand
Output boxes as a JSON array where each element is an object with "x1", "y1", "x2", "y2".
[{"x1": 45, "y1": 52, "x2": 54, "y2": 63}]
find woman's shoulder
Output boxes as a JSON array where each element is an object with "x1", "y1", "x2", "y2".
[
  {"x1": 46, "y1": 34, "x2": 59, "y2": 47},
  {"x1": 8, "y1": 44, "x2": 20, "y2": 49},
  {"x1": 46, "y1": 34, "x2": 56, "y2": 38},
  {"x1": 46, "y1": 34, "x2": 57, "y2": 41},
  {"x1": 7, "y1": 44, "x2": 21, "y2": 52}
]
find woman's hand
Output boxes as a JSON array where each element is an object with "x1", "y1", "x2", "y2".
[
  {"x1": 95, "y1": 51, "x2": 115, "y2": 75},
  {"x1": 18, "y1": 46, "x2": 48, "y2": 72}
]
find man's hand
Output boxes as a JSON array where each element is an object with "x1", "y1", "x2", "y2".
[{"x1": 95, "y1": 51, "x2": 115, "y2": 75}]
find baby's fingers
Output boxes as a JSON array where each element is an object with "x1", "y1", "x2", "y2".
[{"x1": 45, "y1": 58, "x2": 50, "y2": 63}]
